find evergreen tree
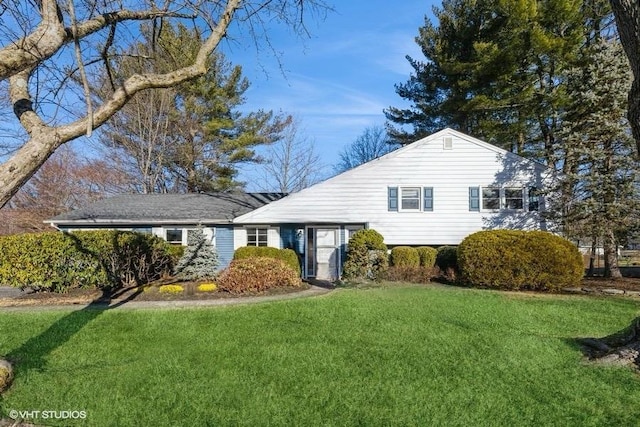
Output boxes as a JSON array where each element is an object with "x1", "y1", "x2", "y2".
[
  {"x1": 98, "y1": 23, "x2": 290, "y2": 193},
  {"x1": 556, "y1": 39, "x2": 638, "y2": 278},
  {"x1": 174, "y1": 228, "x2": 219, "y2": 280},
  {"x1": 385, "y1": 0, "x2": 587, "y2": 164}
]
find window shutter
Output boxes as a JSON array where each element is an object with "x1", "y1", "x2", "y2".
[
  {"x1": 388, "y1": 187, "x2": 398, "y2": 211},
  {"x1": 423, "y1": 187, "x2": 433, "y2": 211},
  {"x1": 469, "y1": 187, "x2": 480, "y2": 211}
]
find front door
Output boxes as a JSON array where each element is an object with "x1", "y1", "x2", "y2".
[{"x1": 307, "y1": 227, "x2": 339, "y2": 280}]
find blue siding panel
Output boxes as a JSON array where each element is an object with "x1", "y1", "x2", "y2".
[{"x1": 216, "y1": 226, "x2": 235, "y2": 270}]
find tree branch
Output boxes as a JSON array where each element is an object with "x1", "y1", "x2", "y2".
[{"x1": 0, "y1": 4, "x2": 192, "y2": 81}]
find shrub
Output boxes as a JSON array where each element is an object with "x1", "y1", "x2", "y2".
[
  {"x1": 457, "y1": 230, "x2": 583, "y2": 291},
  {"x1": 233, "y1": 246, "x2": 301, "y2": 276},
  {"x1": 0, "y1": 230, "x2": 175, "y2": 292},
  {"x1": 382, "y1": 266, "x2": 436, "y2": 284},
  {"x1": 159, "y1": 284, "x2": 184, "y2": 294},
  {"x1": 174, "y1": 228, "x2": 218, "y2": 280},
  {"x1": 390, "y1": 246, "x2": 420, "y2": 267},
  {"x1": 416, "y1": 246, "x2": 438, "y2": 267},
  {"x1": 435, "y1": 246, "x2": 458, "y2": 271},
  {"x1": 165, "y1": 245, "x2": 185, "y2": 262},
  {"x1": 342, "y1": 229, "x2": 388, "y2": 281},
  {"x1": 216, "y1": 257, "x2": 302, "y2": 294},
  {"x1": 197, "y1": 283, "x2": 218, "y2": 292}
]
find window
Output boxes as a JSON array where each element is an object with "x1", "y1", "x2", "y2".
[
  {"x1": 505, "y1": 188, "x2": 524, "y2": 210},
  {"x1": 247, "y1": 227, "x2": 268, "y2": 246},
  {"x1": 401, "y1": 187, "x2": 421, "y2": 211},
  {"x1": 482, "y1": 188, "x2": 501, "y2": 210},
  {"x1": 389, "y1": 186, "x2": 434, "y2": 212},
  {"x1": 165, "y1": 229, "x2": 183, "y2": 245}
]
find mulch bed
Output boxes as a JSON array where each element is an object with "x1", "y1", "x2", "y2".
[
  {"x1": 2, "y1": 275, "x2": 640, "y2": 308},
  {"x1": 0, "y1": 281, "x2": 311, "y2": 308}
]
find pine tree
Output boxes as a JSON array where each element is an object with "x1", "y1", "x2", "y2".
[
  {"x1": 556, "y1": 39, "x2": 638, "y2": 278},
  {"x1": 174, "y1": 228, "x2": 219, "y2": 280},
  {"x1": 385, "y1": 0, "x2": 587, "y2": 164}
]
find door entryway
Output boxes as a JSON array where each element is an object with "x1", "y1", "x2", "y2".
[{"x1": 305, "y1": 227, "x2": 339, "y2": 281}]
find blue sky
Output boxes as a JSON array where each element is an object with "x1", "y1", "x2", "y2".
[{"x1": 221, "y1": 1, "x2": 437, "y2": 183}]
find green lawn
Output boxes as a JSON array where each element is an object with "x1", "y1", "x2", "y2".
[{"x1": 1, "y1": 284, "x2": 639, "y2": 426}]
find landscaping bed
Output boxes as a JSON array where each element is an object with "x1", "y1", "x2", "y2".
[{"x1": 0, "y1": 280, "x2": 311, "y2": 308}]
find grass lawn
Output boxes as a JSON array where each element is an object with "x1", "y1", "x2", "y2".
[{"x1": 1, "y1": 284, "x2": 639, "y2": 426}]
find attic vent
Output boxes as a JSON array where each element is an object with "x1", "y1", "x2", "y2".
[{"x1": 443, "y1": 137, "x2": 453, "y2": 150}]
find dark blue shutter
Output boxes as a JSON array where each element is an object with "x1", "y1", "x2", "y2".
[
  {"x1": 423, "y1": 187, "x2": 433, "y2": 211},
  {"x1": 469, "y1": 187, "x2": 480, "y2": 211},
  {"x1": 388, "y1": 187, "x2": 398, "y2": 211}
]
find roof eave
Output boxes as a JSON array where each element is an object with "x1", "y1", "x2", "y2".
[{"x1": 45, "y1": 218, "x2": 234, "y2": 226}]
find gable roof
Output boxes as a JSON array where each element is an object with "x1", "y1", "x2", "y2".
[
  {"x1": 47, "y1": 192, "x2": 286, "y2": 226},
  {"x1": 233, "y1": 128, "x2": 551, "y2": 224}
]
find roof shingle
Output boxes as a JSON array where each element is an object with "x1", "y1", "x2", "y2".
[{"x1": 48, "y1": 192, "x2": 286, "y2": 225}]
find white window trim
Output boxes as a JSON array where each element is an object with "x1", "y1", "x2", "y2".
[
  {"x1": 164, "y1": 227, "x2": 215, "y2": 246},
  {"x1": 245, "y1": 226, "x2": 270, "y2": 247},
  {"x1": 479, "y1": 186, "x2": 527, "y2": 212},
  {"x1": 399, "y1": 186, "x2": 421, "y2": 212},
  {"x1": 165, "y1": 228, "x2": 184, "y2": 245},
  {"x1": 504, "y1": 187, "x2": 525, "y2": 211}
]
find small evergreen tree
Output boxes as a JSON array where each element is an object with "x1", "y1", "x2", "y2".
[{"x1": 174, "y1": 227, "x2": 219, "y2": 280}]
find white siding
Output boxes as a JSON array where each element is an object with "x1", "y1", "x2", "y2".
[
  {"x1": 234, "y1": 228, "x2": 247, "y2": 250},
  {"x1": 267, "y1": 227, "x2": 281, "y2": 248},
  {"x1": 235, "y1": 129, "x2": 553, "y2": 246}
]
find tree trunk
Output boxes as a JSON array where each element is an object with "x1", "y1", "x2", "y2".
[
  {"x1": 603, "y1": 228, "x2": 622, "y2": 278},
  {"x1": 587, "y1": 237, "x2": 597, "y2": 277},
  {"x1": 579, "y1": 317, "x2": 640, "y2": 370},
  {"x1": 610, "y1": 0, "x2": 640, "y2": 149}
]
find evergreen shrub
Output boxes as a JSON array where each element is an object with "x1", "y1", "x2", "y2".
[
  {"x1": 435, "y1": 246, "x2": 458, "y2": 271},
  {"x1": 0, "y1": 230, "x2": 175, "y2": 292},
  {"x1": 457, "y1": 230, "x2": 583, "y2": 291},
  {"x1": 342, "y1": 229, "x2": 388, "y2": 281},
  {"x1": 233, "y1": 246, "x2": 301, "y2": 275},
  {"x1": 390, "y1": 246, "x2": 420, "y2": 267},
  {"x1": 217, "y1": 257, "x2": 302, "y2": 294},
  {"x1": 416, "y1": 246, "x2": 438, "y2": 267}
]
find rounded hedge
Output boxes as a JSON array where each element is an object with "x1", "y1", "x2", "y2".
[
  {"x1": 416, "y1": 246, "x2": 438, "y2": 267},
  {"x1": 217, "y1": 257, "x2": 302, "y2": 294},
  {"x1": 233, "y1": 246, "x2": 301, "y2": 275},
  {"x1": 390, "y1": 246, "x2": 420, "y2": 267},
  {"x1": 457, "y1": 230, "x2": 583, "y2": 291}
]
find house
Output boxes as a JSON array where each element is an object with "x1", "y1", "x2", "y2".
[
  {"x1": 48, "y1": 128, "x2": 553, "y2": 281},
  {"x1": 233, "y1": 128, "x2": 552, "y2": 280}
]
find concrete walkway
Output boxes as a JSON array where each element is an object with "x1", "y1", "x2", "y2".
[{"x1": 0, "y1": 285, "x2": 333, "y2": 312}]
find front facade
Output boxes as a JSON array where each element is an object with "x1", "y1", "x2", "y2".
[
  {"x1": 48, "y1": 129, "x2": 553, "y2": 281},
  {"x1": 233, "y1": 129, "x2": 553, "y2": 280}
]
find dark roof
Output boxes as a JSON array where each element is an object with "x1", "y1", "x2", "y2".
[{"x1": 47, "y1": 192, "x2": 287, "y2": 225}]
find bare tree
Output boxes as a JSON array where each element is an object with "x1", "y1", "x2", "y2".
[
  {"x1": 0, "y1": 146, "x2": 130, "y2": 234},
  {"x1": 0, "y1": 0, "x2": 330, "y2": 207},
  {"x1": 334, "y1": 125, "x2": 399, "y2": 173},
  {"x1": 610, "y1": 0, "x2": 640, "y2": 149},
  {"x1": 259, "y1": 116, "x2": 324, "y2": 193}
]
